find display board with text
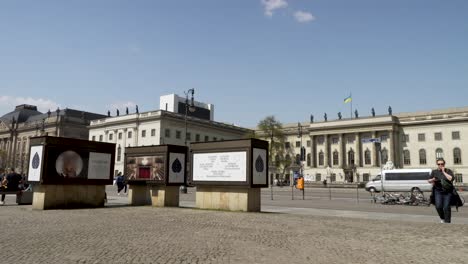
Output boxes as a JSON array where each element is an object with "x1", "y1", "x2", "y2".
[
  {"x1": 190, "y1": 138, "x2": 269, "y2": 187},
  {"x1": 27, "y1": 136, "x2": 115, "y2": 185},
  {"x1": 125, "y1": 145, "x2": 187, "y2": 186}
]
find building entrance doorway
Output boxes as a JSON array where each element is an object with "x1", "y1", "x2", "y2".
[{"x1": 344, "y1": 170, "x2": 353, "y2": 183}]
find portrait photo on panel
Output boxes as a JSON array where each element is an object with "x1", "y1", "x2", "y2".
[{"x1": 55, "y1": 150, "x2": 84, "y2": 178}]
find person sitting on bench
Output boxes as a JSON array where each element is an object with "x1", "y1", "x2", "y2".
[{"x1": 0, "y1": 168, "x2": 23, "y2": 206}]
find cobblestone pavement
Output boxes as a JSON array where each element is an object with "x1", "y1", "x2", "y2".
[{"x1": 2, "y1": 204, "x2": 468, "y2": 264}]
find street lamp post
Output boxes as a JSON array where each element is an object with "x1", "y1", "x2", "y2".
[
  {"x1": 184, "y1": 88, "x2": 195, "y2": 146},
  {"x1": 298, "y1": 122, "x2": 304, "y2": 200},
  {"x1": 182, "y1": 88, "x2": 195, "y2": 194}
]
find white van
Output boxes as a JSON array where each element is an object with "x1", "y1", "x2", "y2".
[{"x1": 365, "y1": 169, "x2": 432, "y2": 193}]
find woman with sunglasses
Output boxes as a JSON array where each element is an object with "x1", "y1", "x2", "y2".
[{"x1": 428, "y1": 158, "x2": 454, "y2": 223}]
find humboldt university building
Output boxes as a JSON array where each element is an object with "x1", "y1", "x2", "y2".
[{"x1": 271, "y1": 107, "x2": 468, "y2": 185}]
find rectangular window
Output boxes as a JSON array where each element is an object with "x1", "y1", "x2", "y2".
[
  {"x1": 306, "y1": 140, "x2": 311, "y2": 147},
  {"x1": 434, "y1": 132, "x2": 442, "y2": 141},
  {"x1": 363, "y1": 173, "x2": 370, "y2": 182},
  {"x1": 165, "y1": 129, "x2": 170, "y2": 138},
  {"x1": 141, "y1": 130, "x2": 146, "y2": 138},
  {"x1": 196, "y1": 134, "x2": 200, "y2": 142},
  {"x1": 128, "y1": 131, "x2": 132, "y2": 139},
  {"x1": 204, "y1": 135, "x2": 209, "y2": 142},
  {"x1": 109, "y1": 134, "x2": 113, "y2": 141},
  {"x1": 151, "y1": 129, "x2": 156, "y2": 137},
  {"x1": 331, "y1": 137, "x2": 339, "y2": 144},
  {"x1": 403, "y1": 134, "x2": 409, "y2": 142},
  {"x1": 187, "y1": 132, "x2": 191, "y2": 141},
  {"x1": 118, "y1": 133, "x2": 122, "y2": 140},
  {"x1": 418, "y1": 133, "x2": 425, "y2": 142},
  {"x1": 176, "y1": 131, "x2": 181, "y2": 139},
  {"x1": 452, "y1": 131, "x2": 460, "y2": 140},
  {"x1": 347, "y1": 136, "x2": 355, "y2": 144},
  {"x1": 92, "y1": 136, "x2": 96, "y2": 141},
  {"x1": 296, "y1": 141, "x2": 300, "y2": 148},
  {"x1": 316, "y1": 173, "x2": 321, "y2": 182},
  {"x1": 455, "y1": 174, "x2": 463, "y2": 183},
  {"x1": 285, "y1": 142, "x2": 291, "y2": 149},
  {"x1": 380, "y1": 134, "x2": 388, "y2": 142},
  {"x1": 99, "y1": 135, "x2": 103, "y2": 142},
  {"x1": 317, "y1": 136, "x2": 324, "y2": 145}
]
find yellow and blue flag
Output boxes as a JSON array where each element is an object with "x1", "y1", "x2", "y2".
[{"x1": 344, "y1": 95, "x2": 352, "y2": 103}]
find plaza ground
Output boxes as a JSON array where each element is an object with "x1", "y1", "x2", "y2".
[{"x1": 1, "y1": 187, "x2": 467, "y2": 264}]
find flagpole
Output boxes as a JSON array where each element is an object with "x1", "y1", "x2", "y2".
[{"x1": 350, "y1": 93, "x2": 353, "y2": 119}]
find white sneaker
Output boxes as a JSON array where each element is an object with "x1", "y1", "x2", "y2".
[
  {"x1": 118, "y1": 193, "x2": 121, "y2": 196},
  {"x1": 0, "y1": 201, "x2": 4, "y2": 205},
  {"x1": 440, "y1": 220, "x2": 445, "y2": 223}
]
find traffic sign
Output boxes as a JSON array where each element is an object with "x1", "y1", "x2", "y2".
[{"x1": 361, "y1": 138, "x2": 381, "y2": 143}]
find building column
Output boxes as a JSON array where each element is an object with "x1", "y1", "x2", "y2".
[
  {"x1": 371, "y1": 131, "x2": 378, "y2": 166},
  {"x1": 310, "y1": 135, "x2": 316, "y2": 168},
  {"x1": 123, "y1": 129, "x2": 128, "y2": 148},
  {"x1": 389, "y1": 130, "x2": 395, "y2": 164},
  {"x1": 339, "y1": 134, "x2": 345, "y2": 167},
  {"x1": 324, "y1": 135, "x2": 329, "y2": 167},
  {"x1": 355, "y1": 133, "x2": 361, "y2": 167},
  {"x1": 133, "y1": 128, "x2": 138, "y2": 146}
]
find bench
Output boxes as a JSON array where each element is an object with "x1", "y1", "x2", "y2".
[{"x1": 0, "y1": 190, "x2": 33, "y2": 205}]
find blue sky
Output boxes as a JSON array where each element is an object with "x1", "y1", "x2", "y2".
[{"x1": 1, "y1": 0, "x2": 467, "y2": 127}]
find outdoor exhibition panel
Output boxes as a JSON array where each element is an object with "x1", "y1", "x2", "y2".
[
  {"x1": 190, "y1": 138, "x2": 269, "y2": 188},
  {"x1": 125, "y1": 145, "x2": 187, "y2": 186},
  {"x1": 190, "y1": 138, "x2": 268, "y2": 212},
  {"x1": 124, "y1": 145, "x2": 187, "y2": 206},
  {"x1": 27, "y1": 136, "x2": 115, "y2": 210},
  {"x1": 28, "y1": 136, "x2": 115, "y2": 185}
]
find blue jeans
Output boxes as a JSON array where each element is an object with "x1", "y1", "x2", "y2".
[{"x1": 434, "y1": 190, "x2": 453, "y2": 223}]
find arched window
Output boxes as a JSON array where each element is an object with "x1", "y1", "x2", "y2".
[
  {"x1": 275, "y1": 154, "x2": 280, "y2": 167},
  {"x1": 332, "y1": 151, "x2": 339, "y2": 166},
  {"x1": 306, "y1": 153, "x2": 311, "y2": 167},
  {"x1": 295, "y1": 154, "x2": 300, "y2": 165},
  {"x1": 419, "y1": 149, "x2": 426, "y2": 165},
  {"x1": 436, "y1": 148, "x2": 444, "y2": 159},
  {"x1": 318, "y1": 151, "x2": 324, "y2": 166},
  {"x1": 403, "y1": 150, "x2": 411, "y2": 165},
  {"x1": 454, "y1": 148, "x2": 462, "y2": 164},
  {"x1": 348, "y1": 149, "x2": 355, "y2": 165},
  {"x1": 285, "y1": 154, "x2": 291, "y2": 162},
  {"x1": 364, "y1": 149, "x2": 371, "y2": 165}
]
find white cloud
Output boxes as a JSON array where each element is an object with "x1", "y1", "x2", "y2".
[
  {"x1": 294, "y1": 11, "x2": 315, "y2": 23},
  {"x1": 0, "y1": 95, "x2": 60, "y2": 113},
  {"x1": 261, "y1": 0, "x2": 288, "y2": 17}
]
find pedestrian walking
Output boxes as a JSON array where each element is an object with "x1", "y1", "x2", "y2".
[
  {"x1": 428, "y1": 158, "x2": 455, "y2": 223},
  {"x1": 1, "y1": 168, "x2": 23, "y2": 205},
  {"x1": 116, "y1": 172, "x2": 127, "y2": 195}
]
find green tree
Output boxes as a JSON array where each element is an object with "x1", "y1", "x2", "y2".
[{"x1": 247, "y1": 116, "x2": 293, "y2": 180}]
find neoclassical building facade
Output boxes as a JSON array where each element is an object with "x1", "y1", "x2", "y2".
[
  {"x1": 0, "y1": 104, "x2": 106, "y2": 173},
  {"x1": 266, "y1": 107, "x2": 468, "y2": 185},
  {"x1": 88, "y1": 110, "x2": 250, "y2": 174}
]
